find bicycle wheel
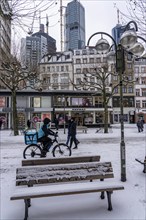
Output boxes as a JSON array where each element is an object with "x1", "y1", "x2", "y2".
[
  {"x1": 23, "y1": 144, "x2": 42, "y2": 159},
  {"x1": 52, "y1": 143, "x2": 71, "y2": 157}
]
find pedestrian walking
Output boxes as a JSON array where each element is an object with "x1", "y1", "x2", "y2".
[
  {"x1": 0, "y1": 119, "x2": 3, "y2": 130},
  {"x1": 27, "y1": 119, "x2": 31, "y2": 129},
  {"x1": 137, "y1": 118, "x2": 143, "y2": 132},
  {"x1": 66, "y1": 118, "x2": 72, "y2": 146},
  {"x1": 69, "y1": 117, "x2": 79, "y2": 149},
  {"x1": 54, "y1": 116, "x2": 59, "y2": 130}
]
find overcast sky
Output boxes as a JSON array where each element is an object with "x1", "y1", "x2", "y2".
[{"x1": 12, "y1": 0, "x2": 130, "y2": 52}]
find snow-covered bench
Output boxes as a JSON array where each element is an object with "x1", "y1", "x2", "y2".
[
  {"x1": 77, "y1": 126, "x2": 88, "y2": 133},
  {"x1": 10, "y1": 162, "x2": 124, "y2": 220},
  {"x1": 135, "y1": 157, "x2": 146, "y2": 173},
  {"x1": 21, "y1": 155, "x2": 101, "y2": 166}
]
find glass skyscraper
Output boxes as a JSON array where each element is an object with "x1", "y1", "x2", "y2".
[{"x1": 64, "y1": 0, "x2": 85, "y2": 51}]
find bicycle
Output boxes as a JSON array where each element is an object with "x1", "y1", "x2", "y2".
[{"x1": 23, "y1": 130, "x2": 72, "y2": 159}]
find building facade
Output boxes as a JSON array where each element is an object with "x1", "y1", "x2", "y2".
[
  {"x1": 0, "y1": 0, "x2": 11, "y2": 70},
  {"x1": 134, "y1": 58, "x2": 146, "y2": 122},
  {"x1": 64, "y1": 0, "x2": 85, "y2": 51},
  {"x1": 20, "y1": 24, "x2": 56, "y2": 70}
]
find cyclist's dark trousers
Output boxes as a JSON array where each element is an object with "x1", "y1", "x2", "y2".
[{"x1": 38, "y1": 136, "x2": 52, "y2": 151}]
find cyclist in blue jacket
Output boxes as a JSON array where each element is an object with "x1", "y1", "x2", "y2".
[{"x1": 37, "y1": 118, "x2": 57, "y2": 154}]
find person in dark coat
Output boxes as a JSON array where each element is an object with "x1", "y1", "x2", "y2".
[
  {"x1": 0, "y1": 119, "x2": 3, "y2": 130},
  {"x1": 69, "y1": 117, "x2": 79, "y2": 149},
  {"x1": 54, "y1": 116, "x2": 59, "y2": 130},
  {"x1": 137, "y1": 118, "x2": 143, "y2": 132},
  {"x1": 27, "y1": 119, "x2": 31, "y2": 129},
  {"x1": 66, "y1": 119, "x2": 72, "y2": 146}
]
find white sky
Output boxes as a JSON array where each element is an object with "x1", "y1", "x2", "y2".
[
  {"x1": 1, "y1": 124, "x2": 146, "y2": 219},
  {"x1": 12, "y1": 0, "x2": 130, "y2": 52}
]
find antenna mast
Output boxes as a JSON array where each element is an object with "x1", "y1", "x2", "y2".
[
  {"x1": 60, "y1": 0, "x2": 63, "y2": 52},
  {"x1": 46, "y1": 14, "x2": 49, "y2": 35},
  {"x1": 117, "y1": 9, "x2": 120, "y2": 24}
]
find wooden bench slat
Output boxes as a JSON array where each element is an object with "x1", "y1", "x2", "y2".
[
  {"x1": 16, "y1": 162, "x2": 113, "y2": 186},
  {"x1": 11, "y1": 181, "x2": 124, "y2": 200},
  {"x1": 22, "y1": 155, "x2": 100, "y2": 166}
]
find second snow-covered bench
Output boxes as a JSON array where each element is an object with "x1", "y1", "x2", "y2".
[{"x1": 10, "y1": 161, "x2": 124, "y2": 220}]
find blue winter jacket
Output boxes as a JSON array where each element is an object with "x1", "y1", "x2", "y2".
[{"x1": 37, "y1": 124, "x2": 55, "y2": 139}]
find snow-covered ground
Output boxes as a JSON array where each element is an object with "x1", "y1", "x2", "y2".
[{"x1": 0, "y1": 124, "x2": 146, "y2": 220}]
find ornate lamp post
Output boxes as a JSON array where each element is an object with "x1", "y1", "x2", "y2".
[{"x1": 87, "y1": 21, "x2": 146, "y2": 182}]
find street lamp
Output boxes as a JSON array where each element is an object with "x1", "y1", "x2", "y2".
[
  {"x1": 58, "y1": 96, "x2": 66, "y2": 134},
  {"x1": 87, "y1": 21, "x2": 146, "y2": 182}
]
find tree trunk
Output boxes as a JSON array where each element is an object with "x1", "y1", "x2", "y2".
[
  {"x1": 12, "y1": 90, "x2": 19, "y2": 136},
  {"x1": 103, "y1": 88, "x2": 108, "y2": 133},
  {"x1": 104, "y1": 104, "x2": 109, "y2": 133}
]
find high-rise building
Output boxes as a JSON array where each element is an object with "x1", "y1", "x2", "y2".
[
  {"x1": 64, "y1": 0, "x2": 85, "y2": 51},
  {"x1": 0, "y1": 0, "x2": 11, "y2": 66},
  {"x1": 20, "y1": 24, "x2": 56, "y2": 70},
  {"x1": 32, "y1": 24, "x2": 56, "y2": 54},
  {"x1": 112, "y1": 24, "x2": 125, "y2": 45}
]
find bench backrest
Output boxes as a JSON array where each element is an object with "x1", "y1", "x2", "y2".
[
  {"x1": 22, "y1": 155, "x2": 100, "y2": 166},
  {"x1": 16, "y1": 161, "x2": 114, "y2": 186}
]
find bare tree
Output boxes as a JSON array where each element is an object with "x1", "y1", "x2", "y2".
[
  {"x1": 72, "y1": 63, "x2": 119, "y2": 133},
  {"x1": 115, "y1": 0, "x2": 146, "y2": 36},
  {"x1": 0, "y1": 55, "x2": 41, "y2": 135}
]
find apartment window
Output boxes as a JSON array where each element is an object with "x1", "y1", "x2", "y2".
[
  {"x1": 60, "y1": 76, "x2": 69, "y2": 84},
  {"x1": 142, "y1": 89, "x2": 146, "y2": 97},
  {"x1": 89, "y1": 49, "x2": 94, "y2": 54},
  {"x1": 47, "y1": 66, "x2": 50, "y2": 72},
  {"x1": 142, "y1": 100, "x2": 146, "y2": 108},
  {"x1": 75, "y1": 51, "x2": 80, "y2": 55},
  {"x1": 129, "y1": 98, "x2": 134, "y2": 107},
  {"x1": 141, "y1": 77, "x2": 146, "y2": 84},
  {"x1": 82, "y1": 50, "x2": 87, "y2": 55},
  {"x1": 89, "y1": 58, "x2": 94, "y2": 63},
  {"x1": 83, "y1": 68, "x2": 88, "y2": 74},
  {"x1": 76, "y1": 59, "x2": 81, "y2": 64},
  {"x1": 128, "y1": 75, "x2": 133, "y2": 80},
  {"x1": 113, "y1": 75, "x2": 118, "y2": 81},
  {"x1": 61, "y1": 66, "x2": 64, "y2": 71},
  {"x1": 83, "y1": 58, "x2": 87, "y2": 63},
  {"x1": 52, "y1": 75, "x2": 58, "y2": 84},
  {"x1": 43, "y1": 77, "x2": 50, "y2": 84},
  {"x1": 76, "y1": 78, "x2": 81, "y2": 85},
  {"x1": 90, "y1": 77, "x2": 95, "y2": 83},
  {"x1": 123, "y1": 86, "x2": 127, "y2": 93},
  {"x1": 113, "y1": 97, "x2": 120, "y2": 107},
  {"x1": 127, "y1": 63, "x2": 132, "y2": 69},
  {"x1": 56, "y1": 66, "x2": 59, "y2": 72},
  {"x1": 103, "y1": 57, "x2": 107, "y2": 63},
  {"x1": 136, "y1": 101, "x2": 140, "y2": 108},
  {"x1": 136, "y1": 89, "x2": 140, "y2": 96},
  {"x1": 123, "y1": 98, "x2": 129, "y2": 107},
  {"x1": 52, "y1": 66, "x2": 55, "y2": 72},
  {"x1": 114, "y1": 87, "x2": 118, "y2": 93},
  {"x1": 128, "y1": 86, "x2": 133, "y2": 93},
  {"x1": 65, "y1": 66, "x2": 69, "y2": 71},
  {"x1": 96, "y1": 58, "x2": 101, "y2": 63},
  {"x1": 134, "y1": 67, "x2": 139, "y2": 73},
  {"x1": 42, "y1": 67, "x2": 45, "y2": 72},
  {"x1": 76, "y1": 68, "x2": 81, "y2": 74},
  {"x1": 141, "y1": 67, "x2": 145, "y2": 73}
]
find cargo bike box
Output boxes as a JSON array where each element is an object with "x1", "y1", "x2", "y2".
[{"x1": 24, "y1": 130, "x2": 38, "y2": 145}]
